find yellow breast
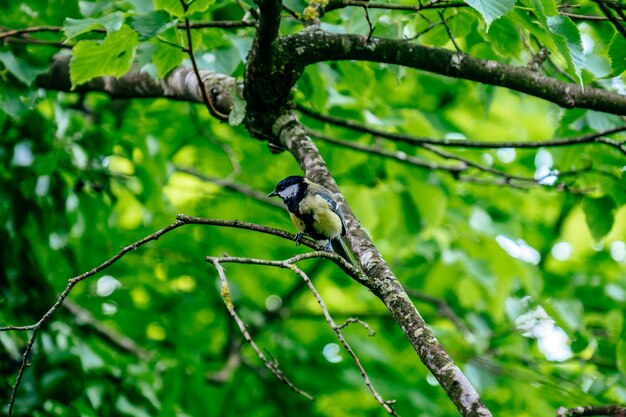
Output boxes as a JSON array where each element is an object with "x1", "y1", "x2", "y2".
[{"x1": 299, "y1": 194, "x2": 343, "y2": 239}]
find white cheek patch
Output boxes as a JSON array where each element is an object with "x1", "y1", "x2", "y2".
[{"x1": 278, "y1": 184, "x2": 299, "y2": 199}]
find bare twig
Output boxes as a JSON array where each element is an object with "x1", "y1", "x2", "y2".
[
  {"x1": 2, "y1": 216, "x2": 345, "y2": 414},
  {"x1": 556, "y1": 405, "x2": 626, "y2": 417},
  {"x1": 211, "y1": 259, "x2": 314, "y2": 400},
  {"x1": 363, "y1": 6, "x2": 375, "y2": 42},
  {"x1": 6, "y1": 329, "x2": 38, "y2": 416},
  {"x1": 208, "y1": 254, "x2": 397, "y2": 415},
  {"x1": 336, "y1": 317, "x2": 376, "y2": 336},
  {"x1": 0, "y1": 25, "x2": 62, "y2": 39},
  {"x1": 593, "y1": 0, "x2": 626, "y2": 40},
  {"x1": 179, "y1": 0, "x2": 229, "y2": 120},
  {"x1": 297, "y1": 105, "x2": 626, "y2": 154},
  {"x1": 438, "y1": 11, "x2": 461, "y2": 52},
  {"x1": 310, "y1": 129, "x2": 466, "y2": 173},
  {"x1": 174, "y1": 166, "x2": 283, "y2": 208},
  {"x1": 326, "y1": 0, "x2": 467, "y2": 13},
  {"x1": 1, "y1": 220, "x2": 185, "y2": 416}
]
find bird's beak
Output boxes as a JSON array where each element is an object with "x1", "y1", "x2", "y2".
[{"x1": 268, "y1": 191, "x2": 278, "y2": 197}]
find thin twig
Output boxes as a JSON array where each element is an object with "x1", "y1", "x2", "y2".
[
  {"x1": 363, "y1": 6, "x2": 375, "y2": 42},
  {"x1": 326, "y1": 0, "x2": 467, "y2": 13},
  {"x1": 208, "y1": 255, "x2": 397, "y2": 415},
  {"x1": 174, "y1": 166, "x2": 282, "y2": 208},
  {"x1": 282, "y1": 4, "x2": 301, "y2": 20},
  {"x1": 309, "y1": 128, "x2": 592, "y2": 191},
  {"x1": 211, "y1": 259, "x2": 314, "y2": 400},
  {"x1": 561, "y1": 12, "x2": 620, "y2": 21},
  {"x1": 0, "y1": 25, "x2": 62, "y2": 39},
  {"x1": 296, "y1": 104, "x2": 626, "y2": 154},
  {"x1": 336, "y1": 317, "x2": 376, "y2": 336},
  {"x1": 594, "y1": 0, "x2": 626, "y2": 39},
  {"x1": 179, "y1": 0, "x2": 229, "y2": 120},
  {"x1": 6, "y1": 329, "x2": 38, "y2": 416},
  {"x1": 2, "y1": 216, "x2": 343, "y2": 413},
  {"x1": 438, "y1": 11, "x2": 461, "y2": 52}
]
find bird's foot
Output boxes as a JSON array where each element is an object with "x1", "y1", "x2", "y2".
[
  {"x1": 324, "y1": 241, "x2": 333, "y2": 253},
  {"x1": 295, "y1": 233, "x2": 304, "y2": 246}
]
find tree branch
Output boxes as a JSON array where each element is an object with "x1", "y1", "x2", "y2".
[
  {"x1": 210, "y1": 259, "x2": 313, "y2": 400},
  {"x1": 271, "y1": 110, "x2": 492, "y2": 417},
  {"x1": 556, "y1": 405, "x2": 626, "y2": 417},
  {"x1": 296, "y1": 104, "x2": 626, "y2": 154},
  {"x1": 280, "y1": 32, "x2": 626, "y2": 115},
  {"x1": 208, "y1": 254, "x2": 397, "y2": 414}
]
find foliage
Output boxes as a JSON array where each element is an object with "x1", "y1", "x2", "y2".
[{"x1": 1, "y1": 0, "x2": 626, "y2": 416}]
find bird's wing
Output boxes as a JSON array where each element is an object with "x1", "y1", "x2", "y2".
[{"x1": 315, "y1": 191, "x2": 347, "y2": 236}]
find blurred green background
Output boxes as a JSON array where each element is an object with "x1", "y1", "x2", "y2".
[{"x1": 1, "y1": 0, "x2": 626, "y2": 416}]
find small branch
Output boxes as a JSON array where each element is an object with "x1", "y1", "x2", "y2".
[
  {"x1": 336, "y1": 317, "x2": 376, "y2": 336},
  {"x1": 63, "y1": 299, "x2": 149, "y2": 360},
  {"x1": 3, "y1": 37, "x2": 70, "y2": 48},
  {"x1": 185, "y1": 20, "x2": 256, "y2": 29},
  {"x1": 363, "y1": 6, "x2": 375, "y2": 42},
  {"x1": 179, "y1": 0, "x2": 229, "y2": 120},
  {"x1": 297, "y1": 104, "x2": 626, "y2": 154},
  {"x1": 0, "y1": 25, "x2": 62, "y2": 39},
  {"x1": 438, "y1": 11, "x2": 461, "y2": 52},
  {"x1": 174, "y1": 166, "x2": 283, "y2": 208},
  {"x1": 556, "y1": 405, "x2": 626, "y2": 417},
  {"x1": 595, "y1": 0, "x2": 626, "y2": 39},
  {"x1": 208, "y1": 255, "x2": 397, "y2": 415},
  {"x1": 0, "y1": 220, "x2": 186, "y2": 334},
  {"x1": 211, "y1": 259, "x2": 314, "y2": 400},
  {"x1": 282, "y1": 4, "x2": 301, "y2": 20},
  {"x1": 562, "y1": 12, "x2": 620, "y2": 21},
  {"x1": 310, "y1": 128, "x2": 466, "y2": 173},
  {"x1": 6, "y1": 329, "x2": 38, "y2": 417},
  {"x1": 326, "y1": 0, "x2": 467, "y2": 13}
]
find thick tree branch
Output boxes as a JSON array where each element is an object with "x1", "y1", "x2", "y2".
[
  {"x1": 271, "y1": 110, "x2": 492, "y2": 417},
  {"x1": 37, "y1": 55, "x2": 237, "y2": 115},
  {"x1": 556, "y1": 405, "x2": 626, "y2": 417},
  {"x1": 279, "y1": 31, "x2": 626, "y2": 115}
]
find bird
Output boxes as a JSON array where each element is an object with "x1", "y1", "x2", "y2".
[{"x1": 268, "y1": 175, "x2": 352, "y2": 264}]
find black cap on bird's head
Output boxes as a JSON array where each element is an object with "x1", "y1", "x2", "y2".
[{"x1": 268, "y1": 176, "x2": 306, "y2": 198}]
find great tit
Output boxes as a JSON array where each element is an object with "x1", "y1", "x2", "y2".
[{"x1": 269, "y1": 176, "x2": 352, "y2": 263}]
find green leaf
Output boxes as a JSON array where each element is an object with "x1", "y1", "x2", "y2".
[
  {"x1": 486, "y1": 16, "x2": 522, "y2": 57},
  {"x1": 0, "y1": 51, "x2": 47, "y2": 85},
  {"x1": 546, "y1": 15, "x2": 586, "y2": 82},
  {"x1": 154, "y1": 0, "x2": 214, "y2": 17},
  {"x1": 522, "y1": 0, "x2": 558, "y2": 17},
  {"x1": 63, "y1": 11, "x2": 125, "y2": 40},
  {"x1": 608, "y1": 32, "x2": 626, "y2": 76},
  {"x1": 128, "y1": 10, "x2": 176, "y2": 41},
  {"x1": 70, "y1": 25, "x2": 139, "y2": 87},
  {"x1": 228, "y1": 89, "x2": 246, "y2": 126},
  {"x1": 463, "y1": 0, "x2": 515, "y2": 28},
  {"x1": 582, "y1": 196, "x2": 616, "y2": 240},
  {"x1": 152, "y1": 42, "x2": 184, "y2": 78}
]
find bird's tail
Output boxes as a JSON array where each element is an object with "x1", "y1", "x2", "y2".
[{"x1": 330, "y1": 237, "x2": 353, "y2": 264}]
